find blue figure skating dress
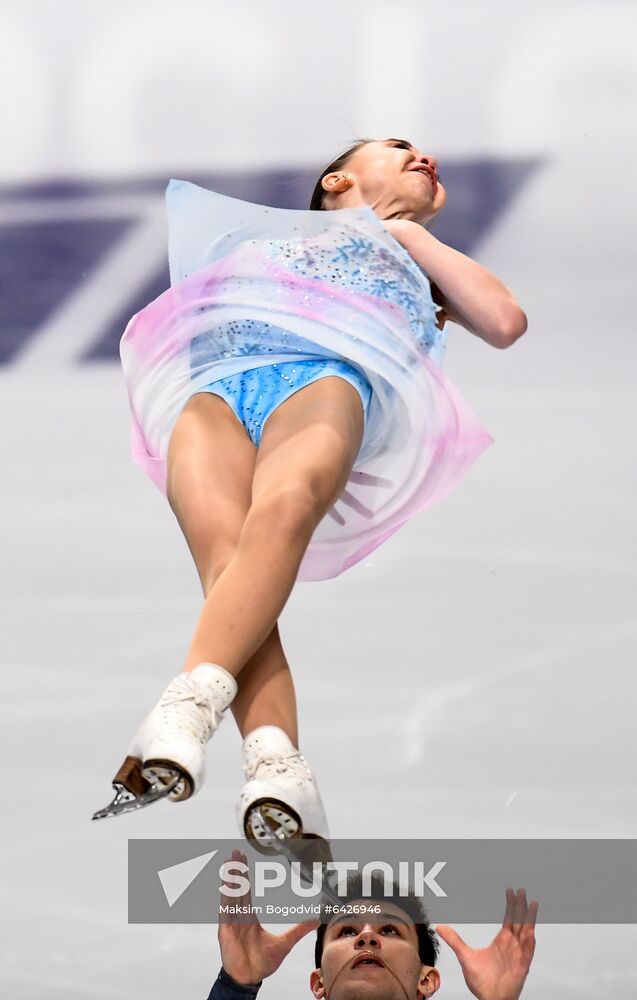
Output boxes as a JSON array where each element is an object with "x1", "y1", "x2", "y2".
[{"x1": 120, "y1": 180, "x2": 494, "y2": 581}]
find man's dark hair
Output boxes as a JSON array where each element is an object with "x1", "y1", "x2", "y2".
[
  {"x1": 314, "y1": 872, "x2": 439, "y2": 968},
  {"x1": 309, "y1": 138, "x2": 373, "y2": 210}
]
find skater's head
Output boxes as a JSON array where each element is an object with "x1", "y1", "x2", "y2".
[
  {"x1": 309, "y1": 138, "x2": 446, "y2": 226},
  {"x1": 311, "y1": 875, "x2": 439, "y2": 1000}
]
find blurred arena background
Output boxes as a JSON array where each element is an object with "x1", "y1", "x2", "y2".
[{"x1": 0, "y1": 1, "x2": 635, "y2": 997}]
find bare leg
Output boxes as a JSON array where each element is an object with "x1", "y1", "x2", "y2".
[
  {"x1": 180, "y1": 375, "x2": 365, "y2": 675},
  {"x1": 167, "y1": 393, "x2": 298, "y2": 741},
  {"x1": 230, "y1": 623, "x2": 299, "y2": 744},
  {"x1": 97, "y1": 382, "x2": 362, "y2": 821}
]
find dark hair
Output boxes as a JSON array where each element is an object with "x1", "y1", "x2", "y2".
[
  {"x1": 314, "y1": 872, "x2": 439, "y2": 969},
  {"x1": 309, "y1": 138, "x2": 374, "y2": 210}
]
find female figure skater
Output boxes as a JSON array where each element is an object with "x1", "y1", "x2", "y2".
[{"x1": 93, "y1": 138, "x2": 526, "y2": 849}]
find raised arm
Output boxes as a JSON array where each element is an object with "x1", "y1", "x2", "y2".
[
  {"x1": 435, "y1": 887, "x2": 538, "y2": 1000},
  {"x1": 207, "y1": 850, "x2": 319, "y2": 1000},
  {"x1": 383, "y1": 219, "x2": 527, "y2": 349}
]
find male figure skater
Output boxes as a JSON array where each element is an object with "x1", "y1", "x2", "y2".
[{"x1": 206, "y1": 852, "x2": 537, "y2": 1000}]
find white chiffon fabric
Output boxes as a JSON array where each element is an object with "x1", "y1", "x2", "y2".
[{"x1": 120, "y1": 180, "x2": 494, "y2": 581}]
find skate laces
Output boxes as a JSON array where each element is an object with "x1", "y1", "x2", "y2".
[
  {"x1": 245, "y1": 751, "x2": 312, "y2": 783},
  {"x1": 158, "y1": 675, "x2": 217, "y2": 746}
]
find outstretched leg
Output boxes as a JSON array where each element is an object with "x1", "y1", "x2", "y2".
[
  {"x1": 166, "y1": 392, "x2": 299, "y2": 742},
  {"x1": 181, "y1": 375, "x2": 365, "y2": 675},
  {"x1": 92, "y1": 393, "x2": 301, "y2": 820},
  {"x1": 93, "y1": 378, "x2": 363, "y2": 823}
]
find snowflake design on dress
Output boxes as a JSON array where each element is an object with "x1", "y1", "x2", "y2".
[
  {"x1": 330, "y1": 235, "x2": 376, "y2": 264},
  {"x1": 368, "y1": 277, "x2": 401, "y2": 298},
  {"x1": 261, "y1": 225, "x2": 443, "y2": 355}
]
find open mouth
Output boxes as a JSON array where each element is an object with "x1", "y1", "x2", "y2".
[
  {"x1": 411, "y1": 165, "x2": 436, "y2": 187},
  {"x1": 352, "y1": 956, "x2": 385, "y2": 969}
]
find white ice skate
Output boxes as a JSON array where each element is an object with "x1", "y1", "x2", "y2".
[
  {"x1": 237, "y1": 726, "x2": 332, "y2": 863},
  {"x1": 92, "y1": 662, "x2": 237, "y2": 820}
]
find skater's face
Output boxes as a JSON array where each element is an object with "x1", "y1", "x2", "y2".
[
  {"x1": 321, "y1": 139, "x2": 446, "y2": 226},
  {"x1": 310, "y1": 903, "x2": 440, "y2": 1000}
]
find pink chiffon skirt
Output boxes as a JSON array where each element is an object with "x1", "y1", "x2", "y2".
[{"x1": 120, "y1": 180, "x2": 494, "y2": 581}]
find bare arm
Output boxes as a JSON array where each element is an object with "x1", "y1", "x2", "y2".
[
  {"x1": 383, "y1": 219, "x2": 528, "y2": 349},
  {"x1": 217, "y1": 851, "x2": 318, "y2": 985},
  {"x1": 436, "y1": 888, "x2": 538, "y2": 1000}
]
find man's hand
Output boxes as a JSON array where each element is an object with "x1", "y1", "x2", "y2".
[
  {"x1": 218, "y1": 849, "x2": 319, "y2": 986},
  {"x1": 436, "y1": 887, "x2": 538, "y2": 1000}
]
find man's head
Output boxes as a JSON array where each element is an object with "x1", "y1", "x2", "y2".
[
  {"x1": 311, "y1": 876, "x2": 440, "y2": 1000},
  {"x1": 309, "y1": 138, "x2": 446, "y2": 226}
]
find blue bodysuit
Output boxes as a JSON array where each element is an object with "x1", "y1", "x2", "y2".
[{"x1": 199, "y1": 356, "x2": 372, "y2": 447}]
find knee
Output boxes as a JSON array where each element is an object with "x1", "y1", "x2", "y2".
[
  {"x1": 247, "y1": 486, "x2": 323, "y2": 542},
  {"x1": 169, "y1": 493, "x2": 243, "y2": 594},
  {"x1": 198, "y1": 541, "x2": 239, "y2": 594}
]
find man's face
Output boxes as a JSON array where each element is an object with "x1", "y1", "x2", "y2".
[{"x1": 310, "y1": 902, "x2": 439, "y2": 1000}]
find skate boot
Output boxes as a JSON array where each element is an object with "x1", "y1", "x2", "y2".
[
  {"x1": 92, "y1": 662, "x2": 237, "y2": 820},
  {"x1": 237, "y1": 726, "x2": 332, "y2": 865}
]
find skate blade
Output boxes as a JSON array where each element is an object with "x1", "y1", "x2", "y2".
[
  {"x1": 245, "y1": 800, "x2": 301, "y2": 849},
  {"x1": 245, "y1": 801, "x2": 332, "y2": 860},
  {"x1": 91, "y1": 774, "x2": 182, "y2": 820},
  {"x1": 93, "y1": 755, "x2": 186, "y2": 819},
  {"x1": 246, "y1": 804, "x2": 340, "y2": 909},
  {"x1": 142, "y1": 760, "x2": 192, "y2": 802}
]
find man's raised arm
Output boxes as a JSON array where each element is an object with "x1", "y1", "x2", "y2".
[
  {"x1": 207, "y1": 849, "x2": 318, "y2": 1000},
  {"x1": 436, "y1": 887, "x2": 538, "y2": 1000}
]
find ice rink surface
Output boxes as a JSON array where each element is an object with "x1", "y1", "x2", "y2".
[{"x1": 1, "y1": 2, "x2": 636, "y2": 997}]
